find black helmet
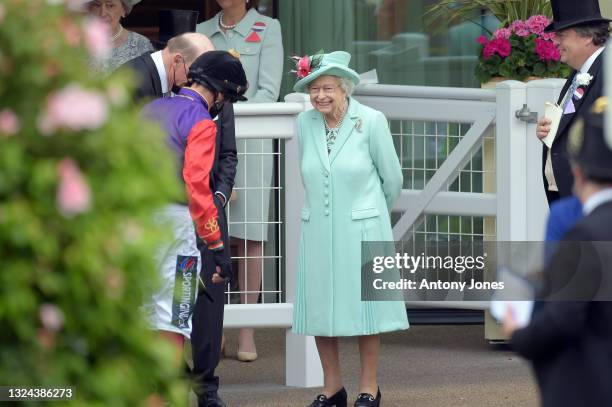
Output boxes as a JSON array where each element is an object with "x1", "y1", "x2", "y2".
[{"x1": 187, "y1": 50, "x2": 248, "y2": 102}]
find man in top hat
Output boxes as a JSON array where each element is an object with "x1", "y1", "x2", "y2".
[
  {"x1": 536, "y1": 0, "x2": 610, "y2": 205},
  {"x1": 505, "y1": 98, "x2": 612, "y2": 407}
]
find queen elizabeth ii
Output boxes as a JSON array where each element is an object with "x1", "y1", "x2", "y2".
[{"x1": 292, "y1": 51, "x2": 409, "y2": 407}]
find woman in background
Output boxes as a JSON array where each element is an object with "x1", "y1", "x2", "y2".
[
  {"x1": 87, "y1": 0, "x2": 153, "y2": 73},
  {"x1": 198, "y1": 0, "x2": 283, "y2": 363}
]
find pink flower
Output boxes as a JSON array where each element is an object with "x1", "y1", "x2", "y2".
[
  {"x1": 496, "y1": 38, "x2": 512, "y2": 57},
  {"x1": 541, "y1": 31, "x2": 556, "y2": 41},
  {"x1": 56, "y1": 158, "x2": 92, "y2": 217},
  {"x1": 476, "y1": 35, "x2": 488, "y2": 45},
  {"x1": 0, "y1": 109, "x2": 21, "y2": 136},
  {"x1": 510, "y1": 20, "x2": 530, "y2": 37},
  {"x1": 39, "y1": 304, "x2": 65, "y2": 332},
  {"x1": 527, "y1": 15, "x2": 550, "y2": 35},
  {"x1": 60, "y1": 18, "x2": 82, "y2": 47},
  {"x1": 493, "y1": 28, "x2": 512, "y2": 40},
  {"x1": 297, "y1": 56, "x2": 311, "y2": 79},
  {"x1": 38, "y1": 84, "x2": 108, "y2": 135},
  {"x1": 535, "y1": 38, "x2": 561, "y2": 62},
  {"x1": 84, "y1": 18, "x2": 111, "y2": 59},
  {"x1": 483, "y1": 38, "x2": 512, "y2": 59}
]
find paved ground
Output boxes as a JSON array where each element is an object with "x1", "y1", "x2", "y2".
[{"x1": 213, "y1": 325, "x2": 539, "y2": 407}]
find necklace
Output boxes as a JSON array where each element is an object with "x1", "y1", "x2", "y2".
[
  {"x1": 111, "y1": 24, "x2": 124, "y2": 42},
  {"x1": 219, "y1": 12, "x2": 237, "y2": 30},
  {"x1": 323, "y1": 103, "x2": 348, "y2": 154}
]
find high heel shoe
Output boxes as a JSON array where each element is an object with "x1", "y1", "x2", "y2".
[
  {"x1": 307, "y1": 387, "x2": 347, "y2": 407},
  {"x1": 236, "y1": 350, "x2": 258, "y2": 362},
  {"x1": 354, "y1": 388, "x2": 381, "y2": 407}
]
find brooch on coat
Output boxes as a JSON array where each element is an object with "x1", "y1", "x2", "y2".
[{"x1": 354, "y1": 117, "x2": 363, "y2": 133}]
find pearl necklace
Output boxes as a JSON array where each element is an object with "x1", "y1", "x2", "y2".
[
  {"x1": 111, "y1": 24, "x2": 124, "y2": 42},
  {"x1": 219, "y1": 12, "x2": 237, "y2": 30}
]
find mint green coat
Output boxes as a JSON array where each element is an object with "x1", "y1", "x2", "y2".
[
  {"x1": 197, "y1": 9, "x2": 283, "y2": 241},
  {"x1": 292, "y1": 98, "x2": 410, "y2": 337}
]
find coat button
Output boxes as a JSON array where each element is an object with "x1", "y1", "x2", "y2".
[
  {"x1": 324, "y1": 180, "x2": 329, "y2": 186},
  {"x1": 324, "y1": 190, "x2": 329, "y2": 196},
  {"x1": 324, "y1": 172, "x2": 329, "y2": 177},
  {"x1": 324, "y1": 209, "x2": 330, "y2": 216},
  {"x1": 324, "y1": 199, "x2": 329, "y2": 206}
]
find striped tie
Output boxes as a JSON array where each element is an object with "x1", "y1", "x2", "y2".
[{"x1": 562, "y1": 75, "x2": 579, "y2": 110}]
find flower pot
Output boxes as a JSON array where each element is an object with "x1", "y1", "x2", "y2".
[{"x1": 481, "y1": 76, "x2": 543, "y2": 89}]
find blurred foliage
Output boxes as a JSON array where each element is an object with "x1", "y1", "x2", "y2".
[
  {"x1": 426, "y1": 0, "x2": 553, "y2": 32},
  {"x1": 0, "y1": 0, "x2": 187, "y2": 405}
]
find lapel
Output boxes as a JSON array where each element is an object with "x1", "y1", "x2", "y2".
[
  {"x1": 145, "y1": 53, "x2": 163, "y2": 97},
  {"x1": 310, "y1": 111, "x2": 331, "y2": 171},
  {"x1": 329, "y1": 98, "x2": 360, "y2": 165},
  {"x1": 555, "y1": 53, "x2": 604, "y2": 144}
]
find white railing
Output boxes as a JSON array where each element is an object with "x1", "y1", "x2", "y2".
[{"x1": 223, "y1": 79, "x2": 566, "y2": 387}]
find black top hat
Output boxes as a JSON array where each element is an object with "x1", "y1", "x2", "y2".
[
  {"x1": 188, "y1": 51, "x2": 248, "y2": 103},
  {"x1": 155, "y1": 9, "x2": 199, "y2": 49},
  {"x1": 545, "y1": 0, "x2": 611, "y2": 32},
  {"x1": 568, "y1": 97, "x2": 612, "y2": 181}
]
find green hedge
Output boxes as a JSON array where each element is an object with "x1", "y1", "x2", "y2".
[{"x1": 0, "y1": 1, "x2": 187, "y2": 405}]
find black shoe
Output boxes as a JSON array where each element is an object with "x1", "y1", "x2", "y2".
[
  {"x1": 198, "y1": 390, "x2": 226, "y2": 407},
  {"x1": 308, "y1": 387, "x2": 348, "y2": 407},
  {"x1": 354, "y1": 388, "x2": 381, "y2": 407}
]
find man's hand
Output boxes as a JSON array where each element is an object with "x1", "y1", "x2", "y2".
[
  {"x1": 536, "y1": 117, "x2": 552, "y2": 140},
  {"x1": 501, "y1": 305, "x2": 519, "y2": 338},
  {"x1": 211, "y1": 249, "x2": 232, "y2": 284}
]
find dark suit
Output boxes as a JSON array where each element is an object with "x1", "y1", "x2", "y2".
[
  {"x1": 542, "y1": 51, "x2": 605, "y2": 202},
  {"x1": 511, "y1": 199, "x2": 612, "y2": 407},
  {"x1": 125, "y1": 51, "x2": 238, "y2": 401},
  {"x1": 124, "y1": 52, "x2": 163, "y2": 102}
]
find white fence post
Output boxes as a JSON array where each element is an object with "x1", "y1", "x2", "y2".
[
  {"x1": 495, "y1": 81, "x2": 529, "y2": 241},
  {"x1": 283, "y1": 93, "x2": 324, "y2": 388}
]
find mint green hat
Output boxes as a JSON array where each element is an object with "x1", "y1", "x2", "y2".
[{"x1": 293, "y1": 51, "x2": 360, "y2": 93}]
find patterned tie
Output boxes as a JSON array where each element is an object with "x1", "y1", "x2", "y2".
[{"x1": 562, "y1": 75, "x2": 579, "y2": 110}]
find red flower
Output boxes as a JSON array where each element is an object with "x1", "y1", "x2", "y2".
[
  {"x1": 477, "y1": 35, "x2": 488, "y2": 45},
  {"x1": 534, "y1": 38, "x2": 560, "y2": 62},
  {"x1": 483, "y1": 38, "x2": 512, "y2": 59},
  {"x1": 296, "y1": 56, "x2": 311, "y2": 79}
]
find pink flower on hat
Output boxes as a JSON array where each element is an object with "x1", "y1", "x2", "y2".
[
  {"x1": 38, "y1": 84, "x2": 108, "y2": 135},
  {"x1": 0, "y1": 109, "x2": 21, "y2": 136},
  {"x1": 297, "y1": 56, "x2": 311, "y2": 79},
  {"x1": 56, "y1": 158, "x2": 92, "y2": 217},
  {"x1": 84, "y1": 18, "x2": 111, "y2": 59}
]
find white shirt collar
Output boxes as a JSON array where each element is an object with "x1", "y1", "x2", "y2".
[
  {"x1": 151, "y1": 50, "x2": 169, "y2": 95},
  {"x1": 583, "y1": 188, "x2": 612, "y2": 215},
  {"x1": 580, "y1": 46, "x2": 605, "y2": 74}
]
